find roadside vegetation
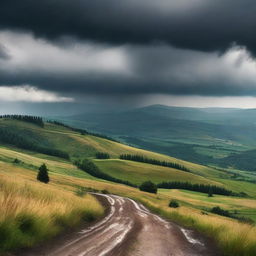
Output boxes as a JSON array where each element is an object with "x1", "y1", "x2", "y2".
[{"x1": 0, "y1": 164, "x2": 104, "y2": 253}]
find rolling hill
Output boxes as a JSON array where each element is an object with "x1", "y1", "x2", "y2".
[
  {"x1": 0, "y1": 116, "x2": 256, "y2": 255},
  {"x1": 57, "y1": 105, "x2": 256, "y2": 168},
  {"x1": 0, "y1": 117, "x2": 253, "y2": 195}
]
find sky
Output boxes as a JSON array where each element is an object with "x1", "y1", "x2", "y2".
[{"x1": 1, "y1": 0, "x2": 256, "y2": 114}]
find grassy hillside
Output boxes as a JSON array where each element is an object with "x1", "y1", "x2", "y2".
[
  {"x1": 0, "y1": 149, "x2": 255, "y2": 256},
  {"x1": 60, "y1": 105, "x2": 256, "y2": 167},
  {"x1": 0, "y1": 117, "x2": 255, "y2": 255},
  {"x1": 0, "y1": 118, "x2": 255, "y2": 196},
  {"x1": 0, "y1": 118, "x2": 230, "y2": 181},
  {"x1": 0, "y1": 161, "x2": 104, "y2": 253},
  {"x1": 93, "y1": 159, "x2": 220, "y2": 186}
]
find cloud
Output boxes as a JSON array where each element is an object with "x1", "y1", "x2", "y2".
[
  {"x1": 0, "y1": 31, "x2": 256, "y2": 99},
  {"x1": 0, "y1": 85, "x2": 74, "y2": 102},
  {"x1": 0, "y1": 0, "x2": 256, "y2": 55},
  {"x1": 0, "y1": 43, "x2": 10, "y2": 59}
]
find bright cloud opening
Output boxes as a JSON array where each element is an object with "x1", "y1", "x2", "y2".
[{"x1": 0, "y1": 85, "x2": 74, "y2": 102}]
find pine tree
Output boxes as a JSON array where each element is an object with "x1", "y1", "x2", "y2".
[
  {"x1": 208, "y1": 187, "x2": 213, "y2": 197},
  {"x1": 37, "y1": 164, "x2": 50, "y2": 183}
]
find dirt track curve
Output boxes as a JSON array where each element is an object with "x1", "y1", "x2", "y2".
[{"x1": 17, "y1": 193, "x2": 219, "y2": 256}]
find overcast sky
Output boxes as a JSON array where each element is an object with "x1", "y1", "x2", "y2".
[{"x1": 0, "y1": 0, "x2": 256, "y2": 113}]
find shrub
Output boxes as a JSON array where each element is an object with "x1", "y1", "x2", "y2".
[
  {"x1": 101, "y1": 189, "x2": 110, "y2": 194},
  {"x1": 37, "y1": 164, "x2": 50, "y2": 184},
  {"x1": 139, "y1": 181, "x2": 157, "y2": 194},
  {"x1": 211, "y1": 206, "x2": 230, "y2": 217},
  {"x1": 169, "y1": 200, "x2": 179, "y2": 208},
  {"x1": 13, "y1": 158, "x2": 21, "y2": 164}
]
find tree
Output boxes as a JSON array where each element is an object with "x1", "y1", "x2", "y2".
[
  {"x1": 37, "y1": 164, "x2": 50, "y2": 183},
  {"x1": 139, "y1": 181, "x2": 157, "y2": 194},
  {"x1": 208, "y1": 187, "x2": 213, "y2": 197},
  {"x1": 169, "y1": 200, "x2": 179, "y2": 208}
]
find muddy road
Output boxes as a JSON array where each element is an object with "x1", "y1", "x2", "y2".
[{"x1": 17, "y1": 194, "x2": 219, "y2": 256}]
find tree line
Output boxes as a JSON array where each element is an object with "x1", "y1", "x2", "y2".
[
  {"x1": 157, "y1": 181, "x2": 234, "y2": 196},
  {"x1": 0, "y1": 128, "x2": 69, "y2": 159},
  {"x1": 95, "y1": 152, "x2": 110, "y2": 159},
  {"x1": 74, "y1": 158, "x2": 136, "y2": 187},
  {"x1": 0, "y1": 115, "x2": 44, "y2": 127},
  {"x1": 119, "y1": 154, "x2": 191, "y2": 172}
]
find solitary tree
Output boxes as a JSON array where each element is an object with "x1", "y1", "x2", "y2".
[
  {"x1": 139, "y1": 181, "x2": 157, "y2": 194},
  {"x1": 37, "y1": 164, "x2": 50, "y2": 183},
  {"x1": 208, "y1": 187, "x2": 213, "y2": 197}
]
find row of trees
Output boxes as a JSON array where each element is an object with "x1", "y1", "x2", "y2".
[
  {"x1": 0, "y1": 128, "x2": 69, "y2": 159},
  {"x1": 0, "y1": 115, "x2": 44, "y2": 127},
  {"x1": 157, "y1": 181, "x2": 233, "y2": 196},
  {"x1": 120, "y1": 154, "x2": 191, "y2": 172},
  {"x1": 95, "y1": 152, "x2": 110, "y2": 159},
  {"x1": 74, "y1": 159, "x2": 136, "y2": 187}
]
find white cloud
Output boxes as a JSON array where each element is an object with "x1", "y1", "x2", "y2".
[
  {"x1": 0, "y1": 31, "x2": 130, "y2": 75},
  {"x1": 0, "y1": 85, "x2": 74, "y2": 102}
]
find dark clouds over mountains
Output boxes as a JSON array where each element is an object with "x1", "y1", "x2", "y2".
[{"x1": 0, "y1": 0, "x2": 255, "y2": 103}]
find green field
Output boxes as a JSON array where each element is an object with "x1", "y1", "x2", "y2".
[
  {"x1": 93, "y1": 159, "x2": 219, "y2": 185},
  {"x1": 159, "y1": 189, "x2": 256, "y2": 222}
]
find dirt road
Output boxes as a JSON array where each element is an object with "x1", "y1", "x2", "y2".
[{"x1": 18, "y1": 194, "x2": 219, "y2": 256}]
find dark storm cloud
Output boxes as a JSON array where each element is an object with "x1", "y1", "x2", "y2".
[
  {"x1": 0, "y1": 31, "x2": 256, "y2": 98},
  {"x1": 0, "y1": 0, "x2": 256, "y2": 55}
]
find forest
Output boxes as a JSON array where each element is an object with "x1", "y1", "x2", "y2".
[{"x1": 0, "y1": 115, "x2": 44, "y2": 127}]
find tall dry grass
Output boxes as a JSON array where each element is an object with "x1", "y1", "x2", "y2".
[
  {"x1": 0, "y1": 174, "x2": 104, "y2": 252},
  {"x1": 137, "y1": 197, "x2": 256, "y2": 256}
]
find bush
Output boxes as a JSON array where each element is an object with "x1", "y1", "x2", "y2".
[
  {"x1": 210, "y1": 206, "x2": 230, "y2": 217},
  {"x1": 37, "y1": 164, "x2": 50, "y2": 184},
  {"x1": 13, "y1": 158, "x2": 21, "y2": 164},
  {"x1": 101, "y1": 189, "x2": 110, "y2": 194},
  {"x1": 169, "y1": 200, "x2": 179, "y2": 208},
  {"x1": 139, "y1": 181, "x2": 157, "y2": 194}
]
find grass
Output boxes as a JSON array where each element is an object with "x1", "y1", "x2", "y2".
[
  {"x1": 0, "y1": 155, "x2": 256, "y2": 256},
  {"x1": 0, "y1": 162, "x2": 104, "y2": 253},
  {"x1": 93, "y1": 159, "x2": 219, "y2": 186},
  {"x1": 0, "y1": 119, "x2": 229, "y2": 179},
  {"x1": 159, "y1": 189, "x2": 256, "y2": 222},
  {"x1": 0, "y1": 119, "x2": 256, "y2": 255}
]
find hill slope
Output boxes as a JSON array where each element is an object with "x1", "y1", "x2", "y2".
[
  {"x1": 0, "y1": 117, "x2": 254, "y2": 196},
  {"x1": 0, "y1": 117, "x2": 256, "y2": 256},
  {"x1": 58, "y1": 105, "x2": 256, "y2": 167}
]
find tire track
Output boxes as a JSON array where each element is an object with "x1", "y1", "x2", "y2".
[{"x1": 17, "y1": 194, "x2": 219, "y2": 256}]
